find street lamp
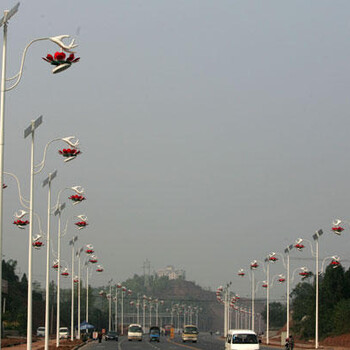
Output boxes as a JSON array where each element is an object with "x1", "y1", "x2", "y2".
[
  {"x1": 54, "y1": 188, "x2": 85, "y2": 348},
  {"x1": 0, "y1": 4, "x2": 79, "y2": 345}
]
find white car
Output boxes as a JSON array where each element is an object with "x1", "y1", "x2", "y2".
[
  {"x1": 59, "y1": 327, "x2": 69, "y2": 339},
  {"x1": 36, "y1": 327, "x2": 45, "y2": 337}
]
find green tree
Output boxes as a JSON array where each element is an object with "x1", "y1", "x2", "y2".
[{"x1": 261, "y1": 302, "x2": 286, "y2": 328}]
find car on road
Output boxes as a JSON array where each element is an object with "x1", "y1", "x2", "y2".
[
  {"x1": 105, "y1": 331, "x2": 118, "y2": 341},
  {"x1": 36, "y1": 327, "x2": 45, "y2": 337},
  {"x1": 59, "y1": 327, "x2": 69, "y2": 339},
  {"x1": 225, "y1": 329, "x2": 260, "y2": 350},
  {"x1": 182, "y1": 325, "x2": 198, "y2": 343},
  {"x1": 149, "y1": 326, "x2": 160, "y2": 342}
]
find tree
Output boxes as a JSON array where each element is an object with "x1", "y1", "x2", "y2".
[{"x1": 261, "y1": 302, "x2": 286, "y2": 328}]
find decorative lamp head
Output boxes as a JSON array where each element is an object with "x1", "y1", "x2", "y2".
[
  {"x1": 43, "y1": 40, "x2": 79, "y2": 74},
  {"x1": 238, "y1": 269, "x2": 245, "y2": 277},
  {"x1": 69, "y1": 194, "x2": 86, "y2": 205},
  {"x1": 13, "y1": 219, "x2": 30, "y2": 229},
  {"x1": 250, "y1": 260, "x2": 259, "y2": 269},
  {"x1": 96, "y1": 265, "x2": 104, "y2": 272},
  {"x1": 299, "y1": 267, "x2": 310, "y2": 277},
  {"x1": 74, "y1": 276, "x2": 79, "y2": 283},
  {"x1": 330, "y1": 256, "x2": 341, "y2": 268},
  {"x1": 278, "y1": 274, "x2": 286, "y2": 283},
  {"x1": 61, "y1": 268, "x2": 69, "y2": 277},
  {"x1": 99, "y1": 290, "x2": 105, "y2": 297},
  {"x1": 107, "y1": 294, "x2": 111, "y2": 299},
  {"x1": 32, "y1": 234, "x2": 44, "y2": 249},
  {"x1": 294, "y1": 238, "x2": 305, "y2": 251},
  {"x1": 52, "y1": 260, "x2": 59, "y2": 269},
  {"x1": 75, "y1": 220, "x2": 88, "y2": 229},
  {"x1": 268, "y1": 252, "x2": 278, "y2": 262},
  {"x1": 262, "y1": 281, "x2": 268, "y2": 288},
  {"x1": 117, "y1": 283, "x2": 122, "y2": 289},
  {"x1": 217, "y1": 286, "x2": 223, "y2": 292},
  {"x1": 128, "y1": 289, "x2": 132, "y2": 295},
  {"x1": 89, "y1": 255, "x2": 98, "y2": 263},
  {"x1": 130, "y1": 301, "x2": 134, "y2": 306},
  {"x1": 122, "y1": 286, "x2": 127, "y2": 292},
  {"x1": 85, "y1": 244, "x2": 94, "y2": 254},
  {"x1": 3, "y1": 184, "x2": 7, "y2": 189},
  {"x1": 332, "y1": 220, "x2": 344, "y2": 235},
  {"x1": 59, "y1": 148, "x2": 81, "y2": 162}
]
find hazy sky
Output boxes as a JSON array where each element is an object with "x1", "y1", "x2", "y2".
[{"x1": 1, "y1": 0, "x2": 350, "y2": 302}]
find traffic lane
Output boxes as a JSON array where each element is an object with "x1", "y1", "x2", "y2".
[
  {"x1": 167, "y1": 333, "x2": 224, "y2": 350},
  {"x1": 81, "y1": 334, "x2": 224, "y2": 350}
]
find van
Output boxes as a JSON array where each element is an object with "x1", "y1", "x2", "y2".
[
  {"x1": 225, "y1": 330, "x2": 260, "y2": 350},
  {"x1": 182, "y1": 325, "x2": 198, "y2": 343},
  {"x1": 128, "y1": 324, "x2": 142, "y2": 341},
  {"x1": 59, "y1": 327, "x2": 69, "y2": 339}
]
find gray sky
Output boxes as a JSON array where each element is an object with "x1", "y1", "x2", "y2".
[{"x1": 1, "y1": 0, "x2": 350, "y2": 301}]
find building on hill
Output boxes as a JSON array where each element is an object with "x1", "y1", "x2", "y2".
[{"x1": 156, "y1": 265, "x2": 186, "y2": 280}]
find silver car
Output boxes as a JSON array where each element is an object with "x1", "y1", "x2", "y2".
[{"x1": 36, "y1": 327, "x2": 45, "y2": 337}]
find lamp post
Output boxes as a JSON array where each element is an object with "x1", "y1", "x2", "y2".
[
  {"x1": 42, "y1": 171, "x2": 57, "y2": 350},
  {"x1": 108, "y1": 279, "x2": 113, "y2": 331},
  {"x1": 116, "y1": 283, "x2": 122, "y2": 333},
  {"x1": 54, "y1": 202, "x2": 65, "y2": 347},
  {"x1": 69, "y1": 236, "x2": 78, "y2": 341},
  {"x1": 76, "y1": 247, "x2": 83, "y2": 339},
  {"x1": 297, "y1": 230, "x2": 323, "y2": 349}
]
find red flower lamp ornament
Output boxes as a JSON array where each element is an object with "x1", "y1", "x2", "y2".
[
  {"x1": 294, "y1": 238, "x2": 305, "y2": 251},
  {"x1": 332, "y1": 219, "x2": 344, "y2": 235},
  {"x1": 128, "y1": 289, "x2": 132, "y2": 295},
  {"x1": 330, "y1": 256, "x2": 341, "y2": 268},
  {"x1": 130, "y1": 301, "x2": 134, "y2": 306},
  {"x1": 122, "y1": 286, "x2": 127, "y2": 292},
  {"x1": 69, "y1": 194, "x2": 86, "y2": 205},
  {"x1": 74, "y1": 276, "x2": 79, "y2": 284},
  {"x1": 299, "y1": 267, "x2": 310, "y2": 277},
  {"x1": 42, "y1": 51, "x2": 80, "y2": 74},
  {"x1": 250, "y1": 260, "x2": 259, "y2": 269},
  {"x1": 99, "y1": 290, "x2": 105, "y2": 297},
  {"x1": 61, "y1": 268, "x2": 69, "y2": 277},
  {"x1": 278, "y1": 275, "x2": 286, "y2": 283},
  {"x1": 117, "y1": 283, "x2": 122, "y2": 289},
  {"x1": 96, "y1": 265, "x2": 104, "y2": 273},
  {"x1": 59, "y1": 148, "x2": 81, "y2": 162},
  {"x1": 238, "y1": 269, "x2": 245, "y2": 277},
  {"x1": 13, "y1": 219, "x2": 30, "y2": 228},
  {"x1": 32, "y1": 234, "x2": 44, "y2": 249},
  {"x1": 262, "y1": 282, "x2": 268, "y2": 288},
  {"x1": 52, "y1": 260, "x2": 59, "y2": 269},
  {"x1": 85, "y1": 244, "x2": 94, "y2": 254},
  {"x1": 75, "y1": 215, "x2": 88, "y2": 230},
  {"x1": 89, "y1": 255, "x2": 98, "y2": 263},
  {"x1": 268, "y1": 253, "x2": 278, "y2": 263}
]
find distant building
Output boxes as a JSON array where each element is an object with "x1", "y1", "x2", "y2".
[{"x1": 156, "y1": 265, "x2": 186, "y2": 280}]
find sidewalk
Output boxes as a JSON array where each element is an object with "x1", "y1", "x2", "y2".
[{"x1": 2, "y1": 339, "x2": 85, "y2": 350}]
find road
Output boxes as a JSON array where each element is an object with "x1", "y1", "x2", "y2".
[{"x1": 82, "y1": 334, "x2": 278, "y2": 350}]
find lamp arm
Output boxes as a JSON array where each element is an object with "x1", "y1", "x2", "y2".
[
  {"x1": 4, "y1": 171, "x2": 29, "y2": 208},
  {"x1": 34, "y1": 138, "x2": 62, "y2": 174},
  {"x1": 33, "y1": 212, "x2": 44, "y2": 236},
  {"x1": 5, "y1": 37, "x2": 49, "y2": 91}
]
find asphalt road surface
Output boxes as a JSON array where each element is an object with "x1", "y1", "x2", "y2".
[{"x1": 82, "y1": 334, "x2": 277, "y2": 350}]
